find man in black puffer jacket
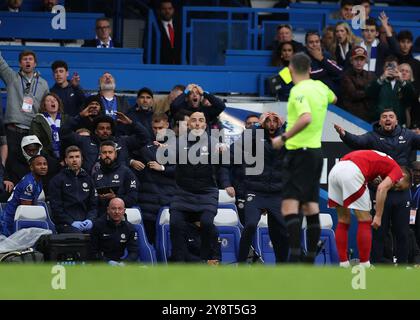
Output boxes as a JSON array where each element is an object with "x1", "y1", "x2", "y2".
[
  {"x1": 161, "y1": 111, "x2": 224, "y2": 263},
  {"x1": 91, "y1": 198, "x2": 139, "y2": 264},
  {"x1": 130, "y1": 113, "x2": 177, "y2": 245},
  {"x1": 334, "y1": 109, "x2": 420, "y2": 264},
  {"x1": 93, "y1": 141, "x2": 138, "y2": 217},
  {"x1": 220, "y1": 112, "x2": 289, "y2": 263}
]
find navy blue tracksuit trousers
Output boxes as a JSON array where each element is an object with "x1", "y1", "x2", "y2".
[
  {"x1": 371, "y1": 189, "x2": 411, "y2": 264},
  {"x1": 238, "y1": 193, "x2": 289, "y2": 263}
]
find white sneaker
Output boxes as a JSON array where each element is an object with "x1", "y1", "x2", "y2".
[
  {"x1": 359, "y1": 261, "x2": 373, "y2": 269},
  {"x1": 339, "y1": 261, "x2": 351, "y2": 268}
]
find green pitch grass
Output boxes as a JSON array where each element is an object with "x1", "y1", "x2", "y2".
[{"x1": 0, "y1": 264, "x2": 419, "y2": 300}]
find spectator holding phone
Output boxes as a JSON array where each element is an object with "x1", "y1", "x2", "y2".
[
  {"x1": 366, "y1": 55, "x2": 415, "y2": 125},
  {"x1": 93, "y1": 140, "x2": 138, "y2": 217}
]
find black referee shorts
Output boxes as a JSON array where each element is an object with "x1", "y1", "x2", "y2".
[{"x1": 282, "y1": 147, "x2": 323, "y2": 203}]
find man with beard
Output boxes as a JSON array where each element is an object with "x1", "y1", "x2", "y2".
[
  {"x1": 0, "y1": 155, "x2": 48, "y2": 236},
  {"x1": 49, "y1": 146, "x2": 98, "y2": 234},
  {"x1": 61, "y1": 111, "x2": 151, "y2": 174},
  {"x1": 220, "y1": 112, "x2": 289, "y2": 263},
  {"x1": 96, "y1": 72, "x2": 129, "y2": 117},
  {"x1": 92, "y1": 72, "x2": 130, "y2": 136},
  {"x1": 156, "y1": 0, "x2": 182, "y2": 64},
  {"x1": 93, "y1": 141, "x2": 138, "y2": 217},
  {"x1": 335, "y1": 109, "x2": 420, "y2": 264}
]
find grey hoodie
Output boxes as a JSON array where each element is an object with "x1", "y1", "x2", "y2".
[{"x1": 0, "y1": 53, "x2": 49, "y2": 127}]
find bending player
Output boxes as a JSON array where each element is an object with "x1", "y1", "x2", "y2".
[{"x1": 328, "y1": 150, "x2": 411, "y2": 267}]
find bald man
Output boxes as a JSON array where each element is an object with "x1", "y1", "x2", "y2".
[{"x1": 90, "y1": 197, "x2": 139, "y2": 264}]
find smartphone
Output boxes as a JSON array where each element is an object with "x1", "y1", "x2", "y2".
[{"x1": 386, "y1": 62, "x2": 397, "y2": 70}]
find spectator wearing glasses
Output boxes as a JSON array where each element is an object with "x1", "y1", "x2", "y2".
[{"x1": 83, "y1": 18, "x2": 121, "y2": 48}]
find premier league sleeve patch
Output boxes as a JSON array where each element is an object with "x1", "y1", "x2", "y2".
[{"x1": 24, "y1": 183, "x2": 33, "y2": 196}]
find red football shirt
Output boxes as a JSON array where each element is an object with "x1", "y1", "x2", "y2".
[{"x1": 341, "y1": 150, "x2": 403, "y2": 183}]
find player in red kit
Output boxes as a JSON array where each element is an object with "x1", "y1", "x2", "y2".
[{"x1": 328, "y1": 150, "x2": 411, "y2": 267}]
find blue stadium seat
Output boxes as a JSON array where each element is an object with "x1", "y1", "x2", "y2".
[
  {"x1": 155, "y1": 206, "x2": 171, "y2": 263},
  {"x1": 302, "y1": 214, "x2": 339, "y2": 265},
  {"x1": 13, "y1": 205, "x2": 51, "y2": 233},
  {"x1": 252, "y1": 215, "x2": 276, "y2": 264},
  {"x1": 218, "y1": 189, "x2": 236, "y2": 204},
  {"x1": 125, "y1": 207, "x2": 157, "y2": 264},
  {"x1": 214, "y1": 203, "x2": 242, "y2": 264},
  {"x1": 37, "y1": 201, "x2": 56, "y2": 233},
  {"x1": 156, "y1": 204, "x2": 242, "y2": 264}
]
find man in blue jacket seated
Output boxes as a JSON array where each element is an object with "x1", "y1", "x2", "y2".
[
  {"x1": 0, "y1": 155, "x2": 48, "y2": 236},
  {"x1": 49, "y1": 145, "x2": 98, "y2": 234},
  {"x1": 90, "y1": 197, "x2": 139, "y2": 265}
]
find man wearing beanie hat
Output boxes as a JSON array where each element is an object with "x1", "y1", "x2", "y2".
[
  {"x1": 339, "y1": 46, "x2": 376, "y2": 122},
  {"x1": 62, "y1": 95, "x2": 104, "y2": 134},
  {"x1": 125, "y1": 87, "x2": 155, "y2": 137}
]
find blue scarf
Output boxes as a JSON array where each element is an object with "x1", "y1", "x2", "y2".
[
  {"x1": 43, "y1": 112, "x2": 61, "y2": 158},
  {"x1": 101, "y1": 96, "x2": 118, "y2": 119}
]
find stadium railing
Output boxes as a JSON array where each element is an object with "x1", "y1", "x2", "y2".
[
  {"x1": 0, "y1": 61, "x2": 278, "y2": 95},
  {"x1": 180, "y1": 6, "x2": 329, "y2": 65},
  {"x1": 0, "y1": 12, "x2": 104, "y2": 40},
  {"x1": 0, "y1": 45, "x2": 144, "y2": 66},
  {"x1": 290, "y1": 2, "x2": 420, "y2": 21}
]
